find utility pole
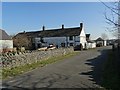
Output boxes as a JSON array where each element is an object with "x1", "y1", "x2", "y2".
[
  {"x1": 118, "y1": 0, "x2": 120, "y2": 50},
  {"x1": 118, "y1": 0, "x2": 120, "y2": 51}
]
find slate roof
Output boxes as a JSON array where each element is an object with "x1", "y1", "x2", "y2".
[
  {"x1": 96, "y1": 37, "x2": 104, "y2": 41},
  {"x1": 16, "y1": 27, "x2": 82, "y2": 38},
  {"x1": 0, "y1": 29, "x2": 11, "y2": 40},
  {"x1": 87, "y1": 40, "x2": 95, "y2": 43}
]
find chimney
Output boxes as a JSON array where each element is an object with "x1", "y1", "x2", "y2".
[
  {"x1": 23, "y1": 31, "x2": 25, "y2": 33},
  {"x1": 62, "y1": 24, "x2": 64, "y2": 29},
  {"x1": 42, "y1": 26, "x2": 45, "y2": 31},
  {"x1": 80, "y1": 23, "x2": 83, "y2": 28}
]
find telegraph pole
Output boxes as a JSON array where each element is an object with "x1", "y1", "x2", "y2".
[{"x1": 118, "y1": 0, "x2": 120, "y2": 50}]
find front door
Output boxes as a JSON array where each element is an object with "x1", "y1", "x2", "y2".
[{"x1": 37, "y1": 43, "x2": 42, "y2": 48}]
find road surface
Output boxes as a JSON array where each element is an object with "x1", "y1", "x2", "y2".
[{"x1": 2, "y1": 46, "x2": 111, "y2": 89}]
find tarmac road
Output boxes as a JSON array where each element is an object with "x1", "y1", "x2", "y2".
[{"x1": 2, "y1": 46, "x2": 111, "y2": 89}]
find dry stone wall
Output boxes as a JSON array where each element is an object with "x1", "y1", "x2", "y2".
[{"x1": 1, "y1": 48, "x2": 73, "y2": 69}]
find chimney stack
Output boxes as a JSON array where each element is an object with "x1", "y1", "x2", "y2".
[
  {"x1": 42, "y1": 26, "x2": 45, "y2": 31},
  {"x1": 23, "y1": 31, "x2": 25, "y2": 33},
  {"x1": 80, "y1": 23, "x2": 83, "y2": 28},
  {"x1": 62, "y1": 24, "x2": 64, "y2": 29}
]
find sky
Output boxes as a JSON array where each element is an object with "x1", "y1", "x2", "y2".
[
  {"x1": 1, "y1": 0, "x2": 116, "y2": 2},
  {"x1": 1, "y1": 2, "x2": 117, "y2": 39}
]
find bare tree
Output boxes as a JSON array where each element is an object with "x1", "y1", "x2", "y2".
[
  {"x1": 112, "y1": 29, "x2": 118, "y2": 38},
  {"x1": 101, "y1": 33, "x2": 108, "y2": 40},
  {"x1": 9, "y1": 34, "x2": 15, "y2": 39},
  {"x1": 101, "y1": 0, "x2": 120, "y2": 44},
  {"x1": 13, "y1": 34, "x2": 32, "y2": 50}
]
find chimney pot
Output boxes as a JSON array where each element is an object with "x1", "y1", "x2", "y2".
[
  {"x1": 62, "y1": 24, "x2": 64, "y2": 29},
  {"x1": 80, "y1": 23, "x2": 83, "y2": 28},
  {"x1": 43, "y1": 26, "x2": 45, "y2": 31},
  {"x1": 23, "y1": 31, "x2": 25, "y2": 33}
]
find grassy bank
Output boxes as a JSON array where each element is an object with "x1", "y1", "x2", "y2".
[
  {"x1": 102, "y1": 50, "x2": 120, "y2": 90},
  {"x1": 2, "y1": 51, "x2": 79, "y2": 79}
]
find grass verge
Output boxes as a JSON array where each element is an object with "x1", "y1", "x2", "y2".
[
  {"x1": 102, "y1": 50, "x2": 120, "y2": 90},
  {"x1": 2, "y1": 51, "x2": 79, "y2": 79}
]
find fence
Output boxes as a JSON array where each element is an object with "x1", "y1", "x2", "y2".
[{"x1": 1, "y1": 47, "x2": 73, "y2": 69}]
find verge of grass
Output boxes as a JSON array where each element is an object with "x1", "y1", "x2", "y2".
[
  {"x1": 2, "y1": 51, "x2": 79, "y2": 79},
  {"x1": 102, "y1": 50, "x2": 120, "y2": 90}
]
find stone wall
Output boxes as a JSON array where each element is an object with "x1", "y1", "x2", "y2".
[{"x1": 1, "y1": 47, "x2": 73, "y2": 69}]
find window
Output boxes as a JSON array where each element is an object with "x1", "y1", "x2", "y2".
[
  {"x1": 61, "y1": 43, "x2": 65, "y2": 47},
  {"x1": 70, "y1": 43, "x2": 74, "y2": 46},
  {"x1": 69, "y1": 36, "x2": 73, "y2": 40}
]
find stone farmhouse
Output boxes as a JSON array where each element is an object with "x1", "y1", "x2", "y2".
[
  {"x1": 13, "y1": 23, "x2": 88, "y2": 50},
  {"x1": 0, "y1": 29, "x2": 13, "y2": 53}
]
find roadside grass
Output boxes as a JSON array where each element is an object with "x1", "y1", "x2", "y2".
[
  {"x1": 2, "y1": 51, "x2": 79, "y2": 79},
  {"x1": 102, "y1": 50, "x2": 120, "y2": 90}
]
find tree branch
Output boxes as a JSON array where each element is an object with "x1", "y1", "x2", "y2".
[
  {"x1": 100, "y1": 0, "x2": 120, "y2": 16},
  {"x1": 104, "y1": 11, "x2": 119, "y2": 26}
]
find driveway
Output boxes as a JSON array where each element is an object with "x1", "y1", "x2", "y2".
[{"x1": 2, "y1": 46, "x2": 111, "y2": 89}]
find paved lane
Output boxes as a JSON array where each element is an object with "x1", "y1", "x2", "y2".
[{"x1": 2, "y1": 46, "x2": 111, "y2": 89}]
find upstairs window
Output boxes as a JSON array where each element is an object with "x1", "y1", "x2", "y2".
[{"x1": 69, "y1": 36, "x2": 73, "y2": 40}]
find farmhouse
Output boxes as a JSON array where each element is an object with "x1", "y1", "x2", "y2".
[
  {"x1": 13, "y1": 23, "x2": 87, "y2": 50},
  {"x1": 0, "y1": 29, "x2": 13, "y2": 53}
]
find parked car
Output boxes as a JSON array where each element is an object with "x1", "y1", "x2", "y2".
[
  {"x1": 74, "y1": 44, "x2": 83, "y2": 51},
  {"x1": 38, "y1": 47, "x2": 48, "y2": 51},
  {"x1": 48, "y1": 44, "x2": 56, "y2": 50},
  {"x1": 96, "y1": 43, "x2": 102, "y2": 47}
]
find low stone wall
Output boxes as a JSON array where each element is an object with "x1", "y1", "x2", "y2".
[{"x1": 1, "y1": 47, "x2": 73, "y2": 69}]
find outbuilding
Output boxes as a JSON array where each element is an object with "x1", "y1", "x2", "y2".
[{"x1": 0, "y1": 29, "x2": 13, "y2": 53}]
